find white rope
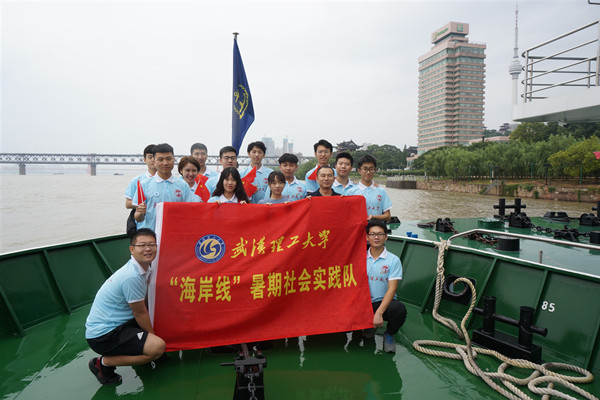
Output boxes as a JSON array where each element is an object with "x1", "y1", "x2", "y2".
[
  {"x1": 432, "y1": 240, "x2": 464, "y2": 339},
  {"x1": 413, "y1": 243, "x2": 598, "y2": 400}
]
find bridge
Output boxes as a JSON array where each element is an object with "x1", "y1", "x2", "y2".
[{"x1": 0, "y1": 153, "x2": 312, "y2": 175}]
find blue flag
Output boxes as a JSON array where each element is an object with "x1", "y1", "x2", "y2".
[{"x1": 232, "y1": 37, "x2": 254, "y2": 152}]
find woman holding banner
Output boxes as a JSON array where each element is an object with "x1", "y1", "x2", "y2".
[{"x1": 208, "y1": 167, "x2": 249, "y2": 204}]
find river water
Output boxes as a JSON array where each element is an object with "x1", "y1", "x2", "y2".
[{"x1": 0, "y1": 173, "x2": 594, "y2": 254}]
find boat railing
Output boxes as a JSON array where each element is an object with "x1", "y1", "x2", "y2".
[
  {"x1": 522, "y1": 19, "x2": 599, "y2": 102},
  {"x1": 447, "y1": 228, "x2": 600, "y2": 251}
]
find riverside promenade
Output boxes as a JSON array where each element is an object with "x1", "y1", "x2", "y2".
[{"x1": 387, "y1": 178, "x2": 600, "y2": 203}]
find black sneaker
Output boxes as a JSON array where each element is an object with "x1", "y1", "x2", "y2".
[{"x1": 89, "y1": 357, "x2": 122, "y2": 385}]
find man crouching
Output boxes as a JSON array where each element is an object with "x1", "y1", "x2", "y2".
[{"x1": 85, "y1": 228, "x2": 166, "y2": 385}]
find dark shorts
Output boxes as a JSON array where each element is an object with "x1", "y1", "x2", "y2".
[{"x1": 87, "y1": 319, "x2": 148, "y2": 356}]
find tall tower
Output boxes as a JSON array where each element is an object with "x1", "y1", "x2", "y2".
[
  {"x1": 508, "y1": 5, "x2": 523, "y2": 118},
  {"x1": 283, "y1": 137, "x2": 289, "y2": 153},
  {"x1": 417, "y1": 22, "x2": 486, "y2": 154}
]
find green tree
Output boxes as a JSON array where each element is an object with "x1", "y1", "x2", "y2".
[
  {"x1": 548, "y1": 136, "x2": 600, "y2": 178},
  {"x1": 509, "y1": 122, "x2": 548, "y2": 143}
]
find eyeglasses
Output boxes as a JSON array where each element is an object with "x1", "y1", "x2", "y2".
[
  {"x1": 367, "y1": 233, "x2": 386, "y2": 237},
  {"x1": 361, "y1": 167, "x2": 376, "y2": 172},
  {"x1": 223, "y1": 156, "x2": 237, "y2": 161},
  {"x1": 132, "y1": 243, "x2": 157, "y2": 249}
]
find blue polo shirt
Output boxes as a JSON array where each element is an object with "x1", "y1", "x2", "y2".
[
  {"x1": 203, "y1": 169, "x2": 219, "y2": 179},
  {"x1": 205, "y1": 175, "x2": 219, "y2": 195},
  {"x1": 332, "y1": 179, "x2": 355, "y2": 195},
  {"x1": 345, "y1": 182, "x2": 392, "y2": 217},
  {"x1": 133, "y1": 174, "x2": 192, "y2": 230},
  {"x1": 367, "y1": 248, "x2": 402, "y2": 303},
  {"x1": 264, "y1": 177, "x2": 307, "y2": 202},
  {"x1": 176, "y1": 176, "x2": 203, "y2": 203},
  {"x1": 240, "y1": 165, "x2": 273, "y2": 203},
  {"x1": 125, "y1": 171, "x2": 153, "y2": 200},
  {"x1": 85, "y1": 257, "x2": 150, "y2": 339}
]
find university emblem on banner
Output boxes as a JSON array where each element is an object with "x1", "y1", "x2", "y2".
[
  {"x1": 195, "y1": 235, "x2": 226, "y2": 263},
  {"x1": 233, "y1": 84, "x2": 249, "y2": 119}
]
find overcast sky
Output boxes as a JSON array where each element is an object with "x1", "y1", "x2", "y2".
[{"x1": 1, "y1": 0, "x2": 596, "y2": 156}]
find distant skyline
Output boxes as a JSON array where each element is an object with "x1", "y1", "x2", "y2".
[{"x1": 1, "y1": 0, "x2": 595, "y2": 156}]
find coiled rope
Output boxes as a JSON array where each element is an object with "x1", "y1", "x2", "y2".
[{"x1": 413, "y1": 240, "x2": 598, "y2": 400}]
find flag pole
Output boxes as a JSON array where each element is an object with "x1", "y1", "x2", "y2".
[{"x1": 233, "y1": 32, "x2": 239, "y2": 39}]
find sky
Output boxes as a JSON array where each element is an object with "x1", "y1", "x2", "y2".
[{"x1": 0, "y1": 0, "x2": 596, "y2": 156}]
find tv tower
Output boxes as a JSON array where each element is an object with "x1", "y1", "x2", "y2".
[{"x1": 509, "y1": 4, "x2": 523, "y2": 113}]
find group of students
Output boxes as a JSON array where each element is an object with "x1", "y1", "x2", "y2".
[
  {"x1": 124, "y1": 139, "x2": 394, "y2": 234},
  {"x1": 84, "y1": 139, "x2": 406, "y2": 386}
]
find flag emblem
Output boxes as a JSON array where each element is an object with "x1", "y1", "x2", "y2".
[
  {"x1": 195, "y1": 234, "x2": 226, "y2": 264},
  {"x1": 233, "y1": 84, "x2": 250, "y2": 119}
]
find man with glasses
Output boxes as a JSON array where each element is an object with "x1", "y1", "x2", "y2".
[
  {"x1": 205, "y1": 146, "x2": 238, "y2": 195},
  {"x1": 364, "y1": 220, "x2": 407, "y2": 353},
  {"x1": 86, "y1": 228, "x2": 167, "y2": 385},
  {"x1": 345, "y1": 155, "x2": 392, "y2": 221}
]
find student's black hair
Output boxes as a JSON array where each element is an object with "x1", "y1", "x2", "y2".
[
  {"x1": 131, "y1": 228, "x2": 157, "y2": 245},
  {"x1": 278, "y1": 153, "x2": 299, "y2": 164},
  {"x1": 153, "y1": 143, "x2": 174, "y2": 156},
  {"x1": 213, "y1": 167, "x2": 249, "y2": 203},
  {"x1": 366, "y1": 219, "x2": 387, "y2": 234},
  {"x1": 177, "y1": 156, "x2": 201, "y2": 174},
  {"x1": 357, "y1": 154, "x2": 377, "y2": 169},
  {"x1": 190, "y1": 143, "x2": 207, "y2": 154},
  {"x1": 267, "y1": 170, "x2": 286, "y2": 185},
  {"x1": 335, "y1": 152, "x2": 354, "y2": 166},
  {"x1": 316, "y1": 165, "x2": 335, "y2": 177},
  {"x1": 313, "y1": 139, "x2": 333, "y2": 153},
  {"x1": 219, "y1": 146, "x2": 238, "y2": 158},
  {"x1": 143, "y1": 144, "x2": 156, "y2": 157},
  {"x1": 247, "y1": 141, "x2": 266, "y2": 153}
]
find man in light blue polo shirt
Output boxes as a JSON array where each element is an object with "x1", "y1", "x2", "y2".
[
  {"x1": 86, "y1": 228, "x2": 166, "y2": 385},
  {"x1": 125, "y1": 144, "x2": 156, "y2": 210},
  {"x1": 133, "y1": 143, "x2": 192, "y2": 231},
  {"x1": 240, "y1": 141, "x2": 273, "y2": 203},
  {"x1": 333, "y1": 152, "x2": 355, "y2": 194},
  {"x1": 190, "y1": 142, "x2": 219, "y2": 179},
  {"x1": 264, "y1": 153, "x2": 307, "y2": 202},
  {"x1": 364, "y1": 220, "x2": 407, "y2": 353},
  {"x1": 346, "y1": 155, "x2": 392, "y2": 221}
]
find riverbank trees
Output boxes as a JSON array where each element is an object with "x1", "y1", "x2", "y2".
[{"x1": 412, "y1": 133, "x2": 600, "y2": 182}]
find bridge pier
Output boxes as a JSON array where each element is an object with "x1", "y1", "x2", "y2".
[
  {"x1": 89, "y1": 164, "x2": 96, "y2": 176},
  {"x1": 19, "y1": 163, "x2": 26, "y2": 175}
]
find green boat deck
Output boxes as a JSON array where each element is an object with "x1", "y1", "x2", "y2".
[
  {"x1": 2, "y1": 216, "x2": 600, "y2": 399},
  {"x1": 4, "y1": 302, "x2": 598, "y2": 399}
]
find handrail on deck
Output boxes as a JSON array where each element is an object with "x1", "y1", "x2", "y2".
[
  {"x1": 521, "y1": 20, "x2": 599, "y2": 102},
  {"x1": 447, "y1": 228, "x2": 600, "y2": 251}
]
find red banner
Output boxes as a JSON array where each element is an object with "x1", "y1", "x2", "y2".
[{"x1": 149, "y1": 197, "x2": 373, "y2": 350}]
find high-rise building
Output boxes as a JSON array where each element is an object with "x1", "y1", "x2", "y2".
[
  {"x1": 417, "y1": 22, "x2": 486, "y2": 154},
  {"x1": 282, "y1": 137, "x2": 289, "y2": 153},
  {"x1": 262, "y1": 137, "x2": 275, "y2": 156}
]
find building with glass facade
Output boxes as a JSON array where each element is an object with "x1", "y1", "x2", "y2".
[{"x1": 417, "y1": 22, "x2": 486, "y2": 154}]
